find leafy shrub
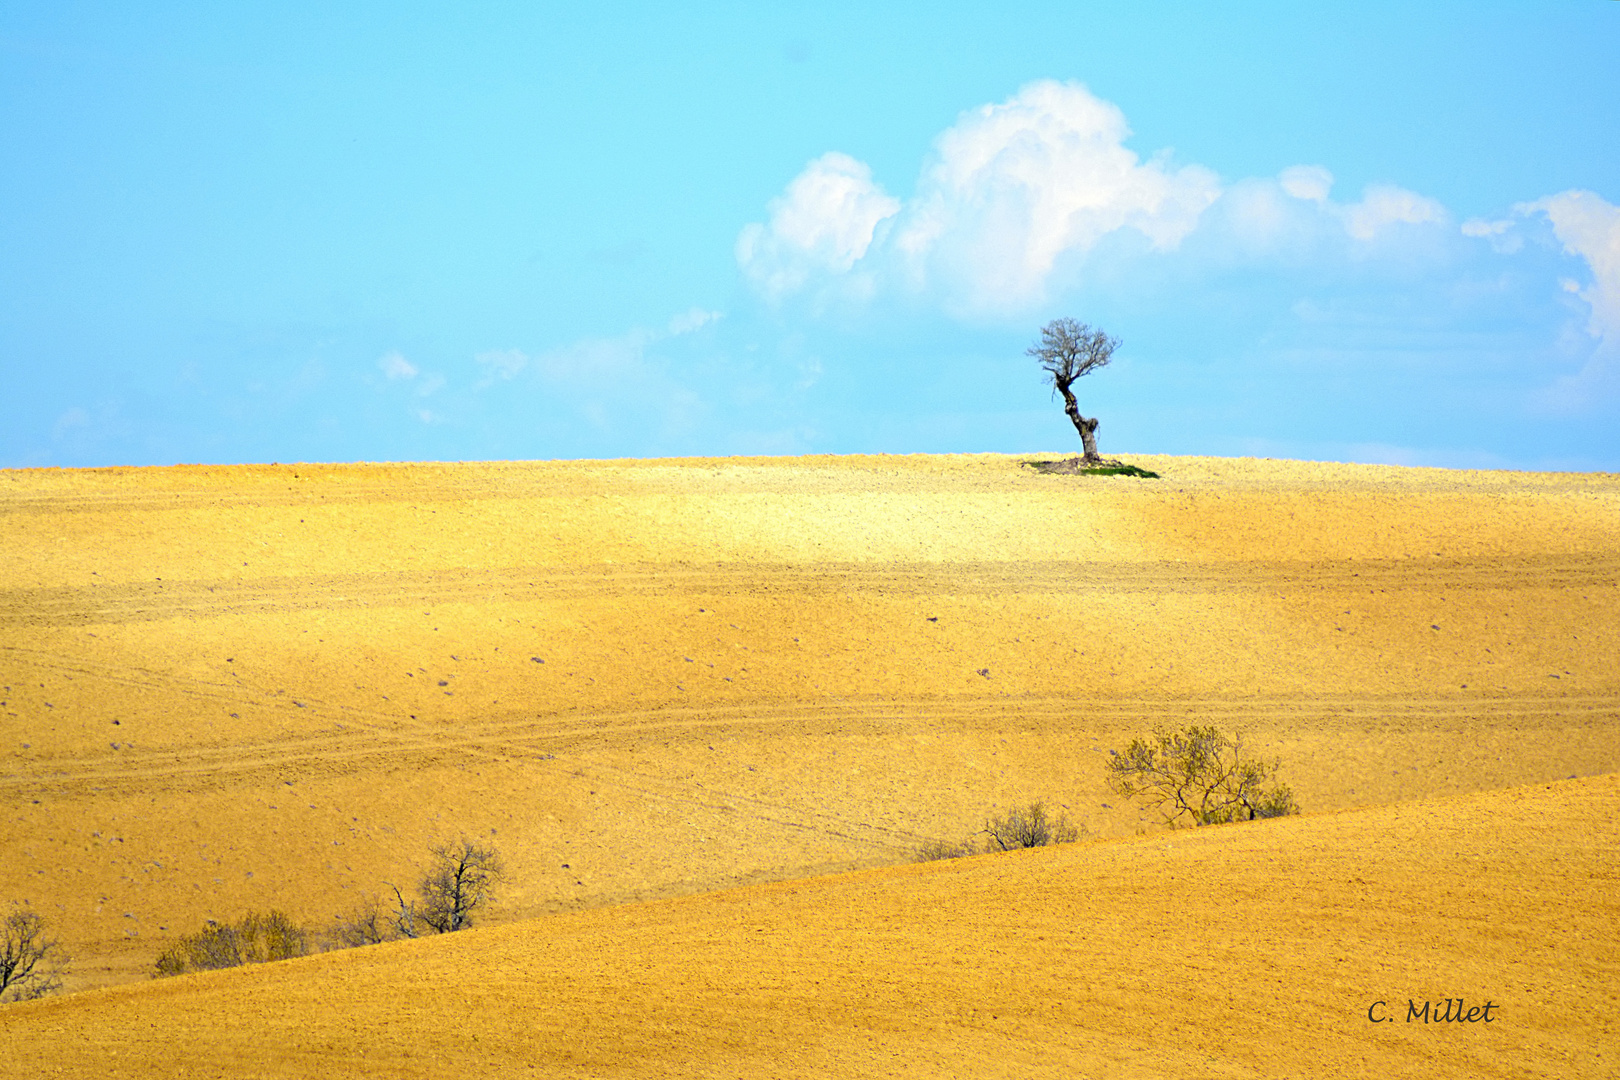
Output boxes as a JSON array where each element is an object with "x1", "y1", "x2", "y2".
[
  {"x1": 1107, "y1": 725, "x2": 1298, "y2": 828},
  {"x1": 154, "y1": 909, "x2": 308, "y2": 977}
]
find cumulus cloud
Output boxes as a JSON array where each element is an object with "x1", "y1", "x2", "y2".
[
  {"x1": 737, "y1": 82, "x2": 1223, "y2": 313},
  {"x1": 1340, "y1": 184, "x2": 1447, "y2": 242},
  {"x1": 890, "y1": 80, "x2": 1221, "y2": 311},
  {"x1": 1518, "y1": 189, "x2": 1620, "y2": 409},
  {"x1": 1528, "y1": 190, "x2": 1620, "y2": 343},
  {"x1": 735, "y1": 152, "x2": 899, "y2": 301},
  {"x1": 1279, "y1": 165, "x2": 1333, "y2": 203},
  {"x1": 737, "y1": 81, "x2": 1465, "y2": 315}
]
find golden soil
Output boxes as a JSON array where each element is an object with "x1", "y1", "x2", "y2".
[{"x1": 2, "y1": 452, "x2": 1617, "y2": 1077}]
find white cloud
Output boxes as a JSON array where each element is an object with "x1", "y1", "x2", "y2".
[
  {"x1": 735, "y1": 152, "x2": 900, "y2": 301},
  {"x1": 738, "y1": 81, "x2": 1222, "y2": 315},
  {"x1": 668, "y1": 307, "x2": 723, "y2": 335},
  {"x1": 1460, "y1": 216, "x2": 1522, "y2": 253},
  {"x1": 1518, "y1": 189, "x2": 1620, "y2": 410},
  {"x1": 1279, "y1": 165, "x2": 1333, "y2": 203},
  {"x1": 1341, "y1": 184, "x2": 1447, "y2": 241},
  {"x1": 1205, "y1": 176, "x2": 1323, "y2": 254},
  {"x1": 379, "y1": 351, "x2": 418, "y2": 380},
  {"x1": 1527, "y1": 190, "x2": 1620, "y2": 343},
  {"x1": 894, "y1": 80, "x2": 1220, "y2": 312},
  {"x1": 1461, "y1": 217, "x2": 1510, "y2": 238}
]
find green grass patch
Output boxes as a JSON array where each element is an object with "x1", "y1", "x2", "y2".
[{"x1": 1022, "y1": 458, "x2": 1161, "y2": 478}]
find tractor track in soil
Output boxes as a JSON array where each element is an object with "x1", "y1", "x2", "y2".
[{"x1": 1, "y1": 553, "x2": 1615, "y2": 628}]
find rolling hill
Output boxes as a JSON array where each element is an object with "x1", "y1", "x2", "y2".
[{"x1": 2, "y1": 453, "x2": 1616, "y2": 1075}]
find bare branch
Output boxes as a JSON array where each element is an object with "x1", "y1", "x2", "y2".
[
  {"x1": 1026, "y1": 317, "x2": 1120, "y2": 394},
  {"x1": 1027, "y1": 318, "x2": 1120, "y2": 464},
  {"x1": 1, "y1": 906, "x2": 68, "y2": 1002},
  {"x1": 328, "y1": 893, "x2": 394, "y2": 949},
  {"x1": 982, "y1": 801, "x2": 1080, "y2": 851},
  {"x1": 416, "y1": 839, "x2": 503, "y2": 934},
  {"x1": 387, "y1": 882, "x2": 421, "y2": 940}
]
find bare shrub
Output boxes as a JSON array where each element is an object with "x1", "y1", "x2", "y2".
[
  {"x1": 1, "y1": 905, "x2": 68, "y2": 1002},
  {"x1": 916, "y1": 838, "x2": 979, "y2": 861},
  {"x1": 1107, "y1": 725, "x2": 1299, "y2": 828},
  {"x1": 983, "y1": 802, "x2": 1081, "y2": 851},
  {"x1": 389, "y1": 838, "x2": 503, "y2": 938},
  {"x1": 154, "y1": 909, "x2": 308, "y2": 977},
  {"x1": 236, "y1": 910, "x2": 307, "y2": 963},
  {"x1": 327, "y1": 894, "x2": 394, "y2": 949}
]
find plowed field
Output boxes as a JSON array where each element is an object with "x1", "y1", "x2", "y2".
[{"x1": 1, "y1": 453, "x2": 1616, "y2": 1076}]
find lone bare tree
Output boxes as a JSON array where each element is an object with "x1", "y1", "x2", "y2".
[
  {"x1": 1028, "y1": 317, "x2": 1120, "y2": 465},
  {"x1": 2, "y1": 905, "x2": 68, "y2": 1001},
  {"x1": 390, "y1": 838, "x2": 503, "y2": 937}
]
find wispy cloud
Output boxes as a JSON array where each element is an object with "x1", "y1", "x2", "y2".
[
  {"x1": 668, "y1": 307, "x2": 723, "y2": 335},
  {"x1": 52, "y1": 406, "x2": 91, "y2": 440},
  {"x1": 527, "y1": 327, "x2": 707, "y2": 438},
  {"x1": 473, "y1": 348, "x2": 528, "y2": 389},
  {"x1": 375, "y1": 350, "x2": 445, "y2": 422},
  {"x1": 378, "y1": 351, "x2": 418, "y2": 380}
]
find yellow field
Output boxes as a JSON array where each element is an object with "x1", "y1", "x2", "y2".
[{"x1": 2, "y1": 453, "x2": 1617, "y2": 1077}]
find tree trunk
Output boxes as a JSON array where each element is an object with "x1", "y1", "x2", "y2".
[
  {"x1": 1076, "y1": 415, "x2": 1101, "y2": 463},
  {"x1": 1056, "y1": 380, "x2": 1103, "y2": 465}
]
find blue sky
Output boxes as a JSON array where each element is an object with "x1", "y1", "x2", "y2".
[{"x1": 3, "y1": 2, "x2": 1617, "y2": 470}]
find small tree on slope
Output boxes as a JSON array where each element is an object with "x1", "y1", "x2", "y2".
[
  {"x1": 1107, "y1": 726, "x2": 1298, "y2": 828},
  {"x1": 392, "y1": 839, "x2": 504, "y2": 937},
  {"x1": 1, "y1": 905, "x2": 68, "y2": 1001}
]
